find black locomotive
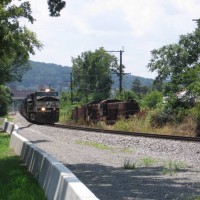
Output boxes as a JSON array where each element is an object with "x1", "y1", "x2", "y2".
[
  {"x1": 20, "y1": 89, "x2": 59, "y2": 124},
  {"x1": 73, "y1": 99, "x2": 140, "y2": 124}
]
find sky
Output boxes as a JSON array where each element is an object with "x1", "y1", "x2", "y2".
[{"x1": 23, "y1": 0, "x2": 200, "y2": 78}]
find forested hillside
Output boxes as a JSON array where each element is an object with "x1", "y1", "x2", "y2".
[{"x1": 9, "y1": 61, "x2": 154, "y2": 91}]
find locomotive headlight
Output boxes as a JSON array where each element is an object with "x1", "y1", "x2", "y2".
[
  {"x1": 41, "y1": 107, "x2": 46, "y2": 111},
  {"x1": 45, "y1": 88, "x2": 50, "y2": 92}
]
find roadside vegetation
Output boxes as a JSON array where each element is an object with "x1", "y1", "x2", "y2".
[
  {"x1": 59, "y1": 89, "x2": 200, "y2": 137},
  {"x1": 0, "y1": 132, "x2": 46, "y2": 200},
  {"x1": 123, "y1": 157, "x2": 187, "y2": 176},
  {"x1": 75, "y1": 140, "x2": 113, "y2": 150}
]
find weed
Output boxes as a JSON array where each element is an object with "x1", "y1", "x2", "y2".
[
  {"x1": 162, "y1": 160, "x2": 186, "y2": 176},
  {"x1": 75, "y1": 140, "x2": 112, "y2": 150},
  {"x1": 139, "y1": 157, "x2": 157, "y2": 167},
  {"x1": 124, "y1": 159, "x2": 136, "y2": 170},
  {"x1": 121, "y1": 147, "x2": 135, "y2": 153}
]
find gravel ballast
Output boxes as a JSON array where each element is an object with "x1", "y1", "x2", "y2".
[{"x1": 13, "y1": 113, "x2": 200, "y2": 200}]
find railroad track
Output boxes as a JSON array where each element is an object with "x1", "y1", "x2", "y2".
[{"x1": 48, "y1": 123, "x2": 200, "y2": 142}]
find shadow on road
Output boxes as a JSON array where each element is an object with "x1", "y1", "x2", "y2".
[
  {"x1": 18, "y1": 123, "x2": 34, "y2": 130},
  {"x1": 65, "y1": 163, "x2": 200, "y2": 200}
]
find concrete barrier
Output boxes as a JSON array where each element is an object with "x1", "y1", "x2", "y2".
[
  {"x1": 3, "y1": 119, "x2": 15, "y2": 134},
  {"x1": 8, "y1": 123, "x2": 99, "y2": 200}
]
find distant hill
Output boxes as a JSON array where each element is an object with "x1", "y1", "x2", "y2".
[{"x1": 9, "y1": 60, "x2": 154, "y2": 91}]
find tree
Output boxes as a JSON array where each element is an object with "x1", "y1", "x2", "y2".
[
  {"x1": 147, "y1": 20, "x2": 200, "y2": 107},
  {"x1": 131, "y1": 78, "x2": 141, "y2": 96},
  {"x1": 132, "y1": 78, "x2": 150, "y2": 97},
  {"x1": 0, "y1": 85, "x2": 11, "y2": 116},
  {"x1": 115, "y1": 90, "x2": 139, "y2": 102},
  {"x1": 0, "y1": 1, "x2": 42, "y2": 85},
  {"x1": 72, "y1": 47, "x2": 118, "y2": 102},
  {"x1": 48, "y1": 0, "x2": 66, "y2": 17}
]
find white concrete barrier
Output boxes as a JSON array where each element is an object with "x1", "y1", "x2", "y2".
[
  {"x1": 3, "y1": 119, "x2": 8, "y2": 132},
  {"x1": 3, "y1": 119, "x2": 15, "y2": 134},
  {"x1": 9, "y1": 123, "x2": 99, "y2": 200}
]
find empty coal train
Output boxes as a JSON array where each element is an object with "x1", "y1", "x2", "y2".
[
  {"x1": 20, "y1": 89, "x2": 59, "y2": 124},
  {"x1": 73, "y1": 99, "x2": 140, "y2": 124}
]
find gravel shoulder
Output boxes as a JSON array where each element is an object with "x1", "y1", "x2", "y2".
[{"x1": 13, "y1": 113, "x2": 200, "y2": 200}]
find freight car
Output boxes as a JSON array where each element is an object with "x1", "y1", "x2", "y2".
[
  {"x1": 73, "y1": 99, "x2": 140, "y2": 124},
  {"x1": 20, "y1": 89, "x2": 59, "y2": 124}
]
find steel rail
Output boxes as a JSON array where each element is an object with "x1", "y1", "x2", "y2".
[{"x1": 47, "y1": 124, "x2": 200, "y2": 142}]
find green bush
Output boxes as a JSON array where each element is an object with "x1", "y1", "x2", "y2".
[
  {"x1": 149, "y1": 106, "x2": 189, "y2": 128},
  {"x1": 0, "y1": 85, "x2": 12, "y2": 116},
  {"x1": 115, "y1": 90, "x2": 139, "y2": 102},
  {"x1": 188, "y1": 103, "x2": 200, "y2": 136},
  {"x1": 149, "y1": 109, "x2": 173, "y2": 128},
  {"x1": 142, "y1": 90, "x2": 163, "y2": 109}
]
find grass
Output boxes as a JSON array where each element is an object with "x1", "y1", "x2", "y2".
[
  {"x1": 123, "y1": 157, "x2": 187, "y2": 176},
  {"x1": 0, "y1": 132, "x2": 46, "y2": 200},
  {"x1": 162, "y1": 160, "x2": 186, "y2": 176},
  {"x1": 124, "y1": 159, "x2": 136, "y2": 170},
  {"x1": 108, "y1": 114, "x2": 198, "y2": 137},
  {"x1": 75, "y1": 140, "x2": 113, "y2": 150},
  {"x1": 139, "y1": 157, "x2": 157, "y2": 167},
  {"x1": 59, "y1": 106, "x2": 199, "y2": 137},
  {"x1": 121, "y1": 147, "x2": 135, "y2": 153},
  {"x1": 123, "y1": 157, "x2": 156, "y2": 170}
]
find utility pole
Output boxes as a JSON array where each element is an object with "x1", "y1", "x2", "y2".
[
  {"x1": 70, "y1": 72, "x2": 73, "y2": 105},
  {"x1": 119, "y1": 50, "x2": 123, "y2": 93},
  {"x1": 106, "y1": 49, "x2": 124, "y2": 93},
  {"x1": 66, "y1": 72, "x2": 73, "y2": 105}
]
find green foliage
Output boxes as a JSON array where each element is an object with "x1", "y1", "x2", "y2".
[
  {"x1": 0, "y1": 1, "x2": 42, "y2": 85},
  {"x1": 0, "y1": 85, "x2": 11, "y2": 116},
  {"x1": 188, "y1": 103, "x2": 200, "y2": 136},
  {"x1": 0, "y1": 133, "x2": 46, "y2": 199},
  {"x1": 48, "y1": 0, "x2": 66, "y2": 16},
  {"x1": 131, "y1": 78, "x2": 150, "y2": 97},
  {"x1": 162, "y1": 160, "x2": 185, "y2": 176},
  {"x1": 59, "y1": 91, "x2": 72, "y2": 106},
  {"x1": 11, "y1": 61, "x2": 71, "y2": 90},
  {"x1": 75, "y1": 140, "x2": 112, "y2": 150},
  {"x1": 115, "y1": 90, "x2": 139, "y2": 102},
  {"x1": 139, "y1": 157, "x2": 157, "y2": 167},
  {"x1": 149, "y1": 108, "x2": 172, "y2": 128},
  {"x1": 147, "y1": 21, "x2": 200, "y2": 110},
  {"x1": 149, "y1": 104, "x2": 191, "y2": 128},
  {"x1": 124, "y1": 159, "x2": 136, "y2": 170},
  {"x1": 142, "y1": 90, "x2": 163, "y2": 109},
  {"x1": 72, "y1": 47, "x2": 118, "y2": 103},
  {"x1": 59, "y1": 91, "x2": 83, "y2": 123},
  {"x1": 113, "y1": 114, "x2": 151, "y2": 133},
  {"x1": 10, "y1": 61, "x2": 154, "y2": 92}
]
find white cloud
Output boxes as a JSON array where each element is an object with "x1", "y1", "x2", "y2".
[{"x1": 27, "y1": 0, "x2": 200, "y2": 78}]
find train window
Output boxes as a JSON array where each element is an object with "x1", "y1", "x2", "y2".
[{"x1": 36, "y1": 92, "x2": 58, "y2": 97}]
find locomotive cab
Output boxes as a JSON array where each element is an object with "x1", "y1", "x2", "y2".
[{"x1": 20, "y1": 89, "x2": 59, "y2": 124}]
